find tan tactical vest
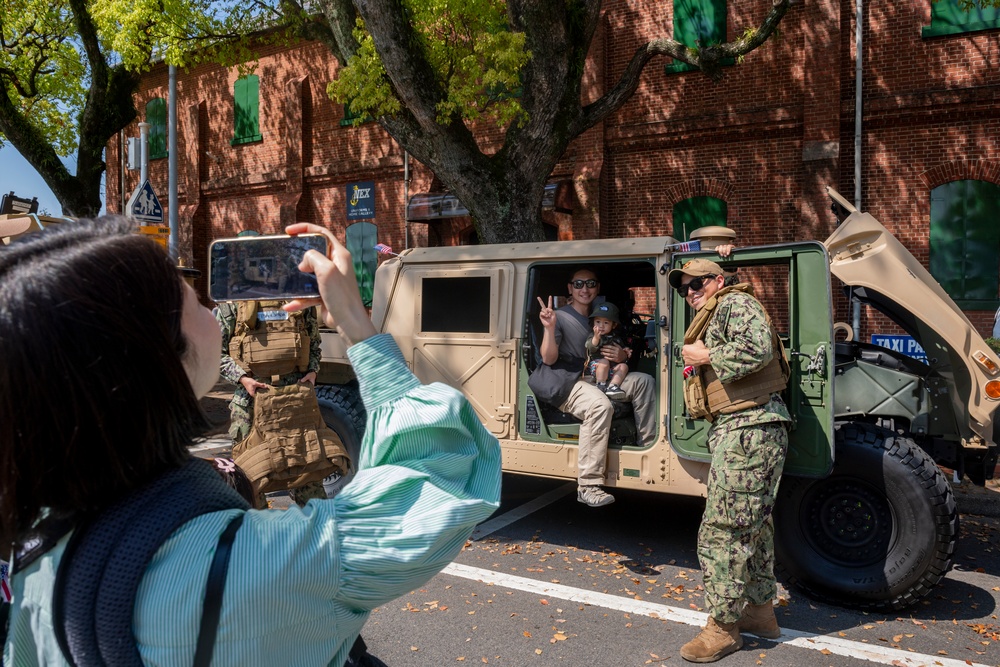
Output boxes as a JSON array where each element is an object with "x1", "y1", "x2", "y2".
[
  {"x1": 682, "y1": 284, "x2": 790, "y2": 421},
  {"x1": 233, "y1": 383, "x2": 351, "y2": 494},
  {"x1": 228, "y1": 300, "x2": 311, "y2": 380}
]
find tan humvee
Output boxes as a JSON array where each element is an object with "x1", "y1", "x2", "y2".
[
  {"x1": 313, "y1": 187, "x2": 999, "y2": 611},
  {"x1": 0, "y1": 213, "x2": 71, "y2": 245}
]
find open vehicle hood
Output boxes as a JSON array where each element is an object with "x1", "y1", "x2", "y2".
[{"x1": 823, "y1": 187, "x2": 1000, "y2": 442}]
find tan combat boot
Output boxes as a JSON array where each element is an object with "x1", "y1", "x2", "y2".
[
  {"x1": 738, "y1": 602, "x2": 781, "y2": 639},
  {"x1": 680, "y1": 617, "x2": 743, "y2": 663}
]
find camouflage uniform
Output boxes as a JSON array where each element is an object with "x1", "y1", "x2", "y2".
[
  {"x1": 216, "y1": 301, "x2": 327, "y2": 504},
  {"x1": 697, "y1": 290, "x2": 791, "y2": 624}
]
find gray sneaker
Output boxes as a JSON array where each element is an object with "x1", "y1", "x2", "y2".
[
  {"x1": 577, "y1": 485, "x2": 615, "y2": 507},
  {"x1": 604, "y1": 384, "x2": 626, "y2": 400}
]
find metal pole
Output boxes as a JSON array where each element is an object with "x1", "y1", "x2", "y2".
[
  {"x1": 168, "y1": 65, "x2": 179, "y2": 257},
  {"x1": 120, "y1": 130, "x2": 126, "y2": 212},
  {"x1": 403, "y1": 151, "x2": 410, "y2": 249},
  {"x1": 851, "y1": 0, "x2": 864, "y2": 341},
  {"x1": 139, "y1": 122, "x2": 150, "y2": 185}
]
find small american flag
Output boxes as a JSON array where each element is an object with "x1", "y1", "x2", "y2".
[
  {"x1": 667, "y1": 240, "x2": 701, "y2": 252},
  {"x1": 1, "y1": 560, "x2": 11, "y2": 602},
  {"x1": 374, "y1": 243, "x2": 398, "y2": 256}
]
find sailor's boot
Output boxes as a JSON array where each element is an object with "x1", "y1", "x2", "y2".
[
  {"x1": 738, "y1": 602, "x2": 781, "y2": 639},
  {"x1": 680, "y1": 617, "x2": 743, "y2": 663}
]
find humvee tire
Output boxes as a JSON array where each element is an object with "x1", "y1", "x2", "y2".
[
  {"x1": 316, "y1": 383, "x2": 366, "y2": 493},
  {"x1": 774, "y1": 422, "x2": 958, "y2": 610}
]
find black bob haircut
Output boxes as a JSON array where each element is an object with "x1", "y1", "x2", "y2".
[{"x1": 0, "y1": 217, "x2": 210, "y2": 547}]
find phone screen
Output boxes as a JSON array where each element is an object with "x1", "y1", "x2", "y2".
[{"x1": 208, "y1": 234, "x2": 328, "y2": 302}]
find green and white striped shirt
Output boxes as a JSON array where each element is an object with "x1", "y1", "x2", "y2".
[{"x1": 4, "y1": 334, "x2": 502, "y2": 666}]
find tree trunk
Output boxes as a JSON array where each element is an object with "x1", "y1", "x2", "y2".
[{"x1": 318, "y1": 0, "x2": 791, "y2": 243}]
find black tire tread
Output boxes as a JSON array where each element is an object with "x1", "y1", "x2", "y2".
[
  {"x1": 315, "y1": 382, "x2": 367, "y2": 441},
  {"x1": 776, "y1": 422, "x2": 958, "y2": 611}
]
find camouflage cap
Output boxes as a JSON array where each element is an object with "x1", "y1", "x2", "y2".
[
  {"x1": 667, "y1": 258, "x2": 725, "y2": 289},
  {"x1": 591, "y1": 301, "x2": 620, "y2": 324}
]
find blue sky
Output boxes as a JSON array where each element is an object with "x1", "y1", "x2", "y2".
[{"x1": 0, "y1": 144, "x2": 104, "y2": 216}]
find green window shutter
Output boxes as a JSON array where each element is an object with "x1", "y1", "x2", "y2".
[
  {"x1": 929, "y1": 179, "x2": 1000, "y2": 308},
  {"x1": 923, "y1": 0, "x2": 1000, "y2": 37},
  {"x1": 232, "y1": 75, "x2": 263, "y2": 145},
  {"x1": 672, "y1": 196, "x2": 728, "y2": 240},
  {"x1": 146, "y1": 98, "x2": 167, "y2": 160},
  {"x1": 345, "y1": 222, "x2": 378, "y2": 307},
  {"x1": 667, "y1": 0, "x2": 730, "y2": 73},
  {"x1": 341, "y1": 97, "x2": 373, "y2": 127}
]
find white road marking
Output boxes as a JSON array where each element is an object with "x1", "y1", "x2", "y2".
[
  {"x1": 456, "y1": 487, "x2": 993, "y2": 667},
  {"x1": 189, "y1": 437, "x2": 231, "y2": 457},
  {"x1": 441, "y1": 563, "x2": 991, "y2": 667},
  {"x1": 469, "y1": 482, "x2": 575, "y2": 541}
]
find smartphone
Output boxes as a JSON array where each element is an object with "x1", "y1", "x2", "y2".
[{"x1": 208, "y1": 234, "x2": 328, "y2": 302}]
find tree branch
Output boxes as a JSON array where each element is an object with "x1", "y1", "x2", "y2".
[
  {"x1": 352, "y1": 0, "x2": 443, "y2": 131},
  {"x1": 575, "y1": 0, "x2": 790, "y2": 134},
  {"x1": 0, "y1": 82, "x2": 74, "y2": 196}
]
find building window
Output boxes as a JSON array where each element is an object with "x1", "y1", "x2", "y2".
[
  {"x1": 922, "y1": 0, "x2": 1000, "y2": 38},
  {"x1": 929, "y1": 179, "x2": 1000, "y2": 308},
  {"x1": 672, "y1": 196, "x2": 727, "y2": 240},
  {"x1": 345, "y1": 222, "x2": 378, "y2": 307},
  {"x1": 232, "y1": 75, "x2": 263, "y2": 145},
  {"x1": 421, "y1": 277, "x2": 492, "y2": 333},
  {"x1": 146, "y1": 98, "x2": 167, "y2": 160},
  {"x1": 666, "y1": 0, "x2": 732, "y2": 73}
]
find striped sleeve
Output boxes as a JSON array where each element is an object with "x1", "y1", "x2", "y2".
[{"x1": 332, "y1": 334, "x2": 502, "y2": 607}]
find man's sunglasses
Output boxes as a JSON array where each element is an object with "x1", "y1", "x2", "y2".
[
  {"x1": 570, "y1": 279, "x2": 598, "y2": 289},
  {"x1": 676, "y1": 275, "x2": 717, "y2": 298}
]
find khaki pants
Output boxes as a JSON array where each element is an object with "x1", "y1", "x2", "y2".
[
  {"x1": 558, "y1": 371, "x2": 656, "y2": 486},
  {"x1": 621, "y1": 372, "x2": 656, "y2": 447}
]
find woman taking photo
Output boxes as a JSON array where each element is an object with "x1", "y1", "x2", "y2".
[{"x1": 1, "y1": 218, "x2": 501, "y2": 666}]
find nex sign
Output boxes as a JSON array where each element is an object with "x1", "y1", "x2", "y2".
[{"x1": 347, "y1": 181, "x2": 375, "y2": 220}]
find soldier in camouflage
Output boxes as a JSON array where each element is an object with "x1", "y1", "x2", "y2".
[
  {"x1": 668, "y1": 258, "x2": 791, "y2": 663},
  {"x1": 216, "y1": 300, "x2": 328, "y2": 505}
]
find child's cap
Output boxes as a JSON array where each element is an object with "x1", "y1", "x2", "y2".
[{"x1": 591, "y1": 302, "x2": 620, "y2": 324}]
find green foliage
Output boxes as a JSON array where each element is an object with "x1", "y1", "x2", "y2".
[
  {"x1": 327, "y1": 0, "x2": 530, "y2": 128},
  {"x1": 0, "y1": 0, "x2": 87, "y2": 153},
  {"x1": 327, "y1": 20, "x2": 402, "y2": 125},
  {"x1": 953, "y1": 0, "x2": 1000, "y2": 9},
  {"x1": 985, "y1": 337, "x2": 1000, "y2": 355},
  {"x1": 0, "y1": 0, "x2": 269, "y2": 157}
]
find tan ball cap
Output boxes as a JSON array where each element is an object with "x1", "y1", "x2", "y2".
[{"x1": 667, "y1": 258, "x2": 726, "y2": 289}]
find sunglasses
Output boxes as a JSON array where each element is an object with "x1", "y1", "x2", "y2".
[
  {"x1": 570, "y1": 279, "x2": 598, "y2": 289},
  {"x1": 676, "y1": 274, "x2": 717, "y2": 298}
]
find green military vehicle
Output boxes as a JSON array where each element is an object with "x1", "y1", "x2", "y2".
[{"x1": 312, "y1": 187, "x2": 1000, "y2": 611}]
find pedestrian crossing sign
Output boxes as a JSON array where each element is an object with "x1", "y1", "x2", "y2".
[{"x1": 127, "y1": 180, "x2": 164, "y2": 224}]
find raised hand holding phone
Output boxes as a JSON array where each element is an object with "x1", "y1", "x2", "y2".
[
  {"x1": 282, "y1": 223, "x2": 377, "y2": 347},
  {"x1": 208, "y1": 233, "x2": 328, "y2": 302}
]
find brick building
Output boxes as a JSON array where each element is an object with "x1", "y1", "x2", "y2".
[{"x1": 106, "y1": 0, "x2": 1000, "y2": 339}]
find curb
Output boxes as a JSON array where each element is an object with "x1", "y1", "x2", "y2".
[
  {"x1": 951, "y1": 480, "x2": 1000, "y2": 518},
  {"x1": 954, "y1": 491, "x2": 1000, "y2": 518}
]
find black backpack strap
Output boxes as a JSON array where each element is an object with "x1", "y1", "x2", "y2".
[
  {"x1": 193, "y1": 512, "x2": 245, "y2": 667},
  {"x1": 53, "y1": 457, "x2": 249, "y2": 667}
]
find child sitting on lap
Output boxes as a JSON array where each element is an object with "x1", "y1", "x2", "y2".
[{"x1": 585, "y1": 301, "x2": 629, "y2": 401}]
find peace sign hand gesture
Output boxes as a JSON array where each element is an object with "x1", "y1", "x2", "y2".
[{"x1": 537, "y1": 296, "x2": 556, "y2": 330}]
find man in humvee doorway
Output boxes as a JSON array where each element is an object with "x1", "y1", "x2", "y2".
[{"x1": 536, "y1": 268, "x2": 656, "y2": 507}]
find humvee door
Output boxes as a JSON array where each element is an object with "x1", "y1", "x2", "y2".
[{"x1": 667, "y1": 243, "x2": 834, "y2": 477}]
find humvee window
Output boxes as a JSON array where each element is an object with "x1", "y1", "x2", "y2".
[{"x1": 421, "y1": 276, "x2": 492, "y2": 333}]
